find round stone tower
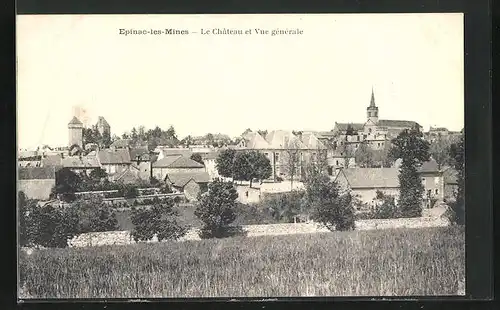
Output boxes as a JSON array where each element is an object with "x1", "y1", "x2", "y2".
[{"x1": 68, "y1": 116, "x2": 84, "y2": 148}]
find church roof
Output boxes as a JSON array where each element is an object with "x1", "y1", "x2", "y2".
[
  {"x1": 334, "y1": 123, "x2": 365, "y2": 132},
  {"x1": 265, "y1": 130, "x2": 307, "y2": 149},
  {"x1": 68, "y1": 116, "x2": 83, "y2": 126},
  {"x1": 378, "y1": 120, "x2": 420, "y2": 128}
]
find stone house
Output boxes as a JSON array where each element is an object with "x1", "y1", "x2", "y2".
[
  {"x1": 334, "y1": 168, "x2": 400, "y2": 210},
  {"x1": 155, "y1": 147, "x2": 193, "y2": 160},
  {"x1": 418, "y1": 159, "x2": 445, "y2": 205},
  {"x1": 201, "y1": 151, "x2": 220, "y2": 181},
  {"x1": 165, "y1": 172, "x2": 210, "y2": 201},
  {"x1": 129, "y1": 146, "x2": 152, "y2": 180},
  {"x1": 152, "y1": 155, "x2": 205, "y2": 180},
  {"x1": 236, "y1": 130, "x2": 329, "y2": 181},
  {"x1": 18, "y1": 166, "x2": 56, "y2": 200},
  {"x1": 97, "y1": 149, "x2": 131, "y2": 175},
  {"x1": 61, "y1": 155, "x2": 101, "y2": 175}
]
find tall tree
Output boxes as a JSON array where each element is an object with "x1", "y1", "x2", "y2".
[
  {"x1": 216, "y1": 148, "x2": 237, "y2": 179},
  {"x1": 339, "y1": 142, "x2": 355, "y2": 168},
  {"x1": 281, "y1": 138, "x2": 302, "y2": 190},
  {"x1": 373, "y1": 141, "x2": 394, "y2": 168},
  {"x1": 449, "y1": 134, "x2": 465, "y2": 225},
  {"x1": 305, "y1": 172, "x2": 355, "y2": 231},
  {"x1": 388, "y1": 126, "x2": 431, "y2": 217},
  {"x1": 429, "y1": 134, "x2": 452, "y2": 170},
  {"x1": 354, "y1": 142, "x2": 374, "y2": 168},
  {"x1": 194, "y1": 179, "x2": 239, "y2": 238}
]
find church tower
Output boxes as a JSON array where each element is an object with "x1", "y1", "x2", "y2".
[
  {"x1": 366, "y1": 88, "x2": 379, "y2": 124},
  {"x1": 68, "y1": 116, "x2": 84, "y2": 148}
]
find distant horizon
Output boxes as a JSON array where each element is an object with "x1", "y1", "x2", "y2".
[{"x1": 17, "y1": 14, "x2": 464, "y2": 150}]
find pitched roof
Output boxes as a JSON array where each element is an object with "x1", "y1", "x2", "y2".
[
  {"x1": 418, "y1": 159, "x2": 440, "y2": 173},
  {"x1": 336, "y1": 168, "x2": 399, "y2": 188},
  {"x1": 97, "y1": 149, "x2": 131, "y2": 164},
  {"x1": 153, "y1": 155, "x2": 204, "y2": 168},
  {"x1": 166, "y1": 172, "x2": 210, "y2": 187},
  {"x1": 110, "y1": 139, "x2": 132, "y2": 149},
  {"x1": 41, "y1": 154, "x2": 63, "y2": 167},
  {"x1": 242, "y1": 132, "x2": 272, "y2": 149},
  {"x1": 18, "y1": 166, "x2": 56, "y2": 180},
  {"x1": 156, "y1": 147, "x2": 193, "y2": 158},
  {"x1": 334, "y1": 123, "x2": 365, "y2": 132},
  {"x1": 378, "y1": 120, "x2": 420, "y2": 128},
  {"x1": 68, "y1": 116, "x2": 83, "y2": 126},
  {"x1": 265, "y1": 130, "x2": 307, "y2": 149},
  {"x1": 300, "y1": 133, "x2": 327, "y2": 150},
  {"x1": 129, "y1": 147, "x2": 150, "y2": 161},
  {"x1": 62, "y1": 155, "x2": 100, "y2": 168},
  {"x1": 113, "y1": 167, "x2": 141, "y2": 184}
]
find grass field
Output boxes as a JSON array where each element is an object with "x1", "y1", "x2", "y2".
[{"x1": 19, "y1": 226, "x2": 464, "y2": 298}]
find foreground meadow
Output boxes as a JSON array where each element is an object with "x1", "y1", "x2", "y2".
[{"x1": 19, "y1": 226, "x2": 464, "y2": 298}]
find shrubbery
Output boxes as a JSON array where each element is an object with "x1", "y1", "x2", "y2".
[
  {"x1": 73, "y1": 198, "x2": 118, "y2": 233},
  {"x1": 372, "y1": 193, "x2": 400, "y2": 219},
  {"x1": 130, "y1": 199, "x2": 186, "y2": 242},
  {"x1": 260, "y1": 191, "x2": 306, "y2": 223},
  {"x1": 305, "y1": 173, "x2": 355, "y2": 231},
  {"x1": 194, "y1": 179, "x2": 241, "y2": 238},
  {"x1": 232, "y1": 203, "x2": 277, "y2": 226}
]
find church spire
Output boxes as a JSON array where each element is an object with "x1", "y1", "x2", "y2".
[{"x1": 370, "y1": 86, "x2": 376, "y2": 107}]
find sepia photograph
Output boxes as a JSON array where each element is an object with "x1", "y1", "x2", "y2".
[{"x1": 17, "y1": 13, "x2": 465, "y2": 298}]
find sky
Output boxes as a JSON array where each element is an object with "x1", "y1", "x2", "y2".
[{"x1": 17, "y1": 13, "x2": 464, "y2": 150}]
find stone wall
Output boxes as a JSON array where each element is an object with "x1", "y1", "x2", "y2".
[{"x1": 68, "y1": 215, "x2": 450, "y2": 248}]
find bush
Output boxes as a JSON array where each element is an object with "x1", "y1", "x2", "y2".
[
  {"x1": 372, "y1": 195, "x2": 399, "y2": 219},
  {"x1": 23, "y1": 204, "x2": 80, "y2": 248},
  {"x1": 276, "y1": 176, "x2": 284, "y2": 182},
  {"x1": 74, "y1": 198, "x2": 119, "y2": 233},
  {"x1": 261, "y1": 190, "x2": 306, "y2": 223},
  {"x1": 120, "y1": 184, "x2": 139, "y2": 199},
  {"x1": 305, "y1": 174, "x2": 355, "y2": 231},
  {"x1": 233, "y1": 203, "x2": 277, "y2": 225},
  {"x1": 130, "y1": 199, "x2": 186, "y2": 242},
  {"x1": 194, "y1": 179, "x2": 239, "y2": 238}
]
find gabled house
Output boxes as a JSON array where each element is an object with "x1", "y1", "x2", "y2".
[
  {"x1": 201, "y1": 151, "x2": 220, "y2": 181},
  {"x1": 110, "y1": 166, "x2": 143, "y2": 184},
  {"x1": 334, "y1": 168, "x2": 400, "y2": 209},
  {"x1": 418, "y1": 159, "x2": 444, "y2": 203},
  {"x1": 129, "y1": 146, "x2": 152, "y2": 180},
  {"x1": 152, "y1": 155, "x2": 205, "y2": 180},
  {"x1": 165, "y1": 171, "x2": 210, "y2": 201},
  {"x1": 18, "y1": 166, "x2": 56, "y2": 200},
  {"x1": 61, "y1": 155, "x2": 100, "y2": 174},
  {"x1": 97, "y1": 149, "x2": 131, "y2": 174}
]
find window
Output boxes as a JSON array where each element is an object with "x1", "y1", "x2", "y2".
[
  {"x1": 357, "y1": 136, "x2": 360, "y2": 141},
  {"x1": 336, "y1": 160, "x2": 339, "y2": 165},
  {"x1": 378, "y1": 143, "x2": 381, "y2": 147},
  {"x1": 427, "y1": 189, "x2": 431, "y2": 197},
  {"x1": 275, "y1": 153, "x2": 279, "y2": 162},
  {"x1": 435, "y1": 189, "x2": 439, "y2": 195}
]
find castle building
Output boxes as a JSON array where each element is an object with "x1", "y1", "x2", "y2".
[
  {"x1": 68, "y1": 116, "x2": 84, "y2": 148},
  {"x1": 96, "y1": 116, "x2": 111, "y2": 137}
]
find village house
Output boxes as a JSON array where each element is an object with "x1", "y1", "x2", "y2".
[
  {"x1": 129, "y1": 146, "x2": 152, "y2": 180},
  {"x1": 334, "y1": 159, "x2": 445, "y2": 210},
  {"x1": 97, "y1": 148, "x2": 131, "y2": 175},
  {"x1": 165, "y1": 171, "x2": 210, "y2": 201},
  {"x1": 18, "y1": 151, "x2": 42, "y2": 167},
  {"x1": 18, "y1": 166, "x2": 56, "y2": 200},
  {"x1": 155, "y1": 146, "x2": 193, "y2": 160},
  {"x1": 152, "y1": 155, "x2": 205, "y2": 180},
  {"x1": 235, "y1": 129, "x2": 329, "y2": 181},
  {"x1": 334, "y1": 167, "x2": 400, "y2": 210},
  {"x1": 41, "y1": 153, "x2": 100, "y2": 174},
  {"x1": 109, "y1": 139, "x2": 133, "y2": 150},
  {"x1": 201, "y1": 151, "x2": 220, "y2": 181},
  {"x1": 110, "y1": 166, "x2": 143, "y2": 184}
]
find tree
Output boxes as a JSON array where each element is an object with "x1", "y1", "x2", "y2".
[
  {"x1": 257, "y1": 129, "x2": 268, "y2": 137},
  {"x1": 194, "y1": 179, "x2": 239, "y2": 238},
  {"x1": 216, "y1": 148, "x2": 237, "y2": 179},
  {"x1": 429, "y1": 134, "x2": 452, "y2": 170},
  {"x1": 305, "y1": 173, "x2": 355, "y2": 231},
  {"x1": 449, "y1": 134, "x2": 465, "y2": 225},
  {"x1": 232, "y1": 151, "x2": 272, "y2": 188},
  {"x1": 372, "y1": 190, "x2": 400, "y2": 219},
  {"x1": 281, "y1": 138, "x2": 303, "y2": 190},
  {"x1": 19, "y1": 191, "x2": 37, "y2": 246},
  {"x1": 373, "y1": 141, "x2": 394, "y2": 168},
  {"x1": 190, "y1": 153, "x2": 205, "y2": 165},
  {"x1": 55, "y1": 168, "x2": 82, "y2": 202},
  {"x1": 130, "y1": 200, "x2": 186, "y2": 242},
  {"x1": 339, "y1": 142, "x2": 355, "y2": 168},
  {"x1": 345, "y1": 124, "x2": 356, "y2": 135},
  {"x1": 354, "y1": 142, "x2": 374, "y2": 168},
  {"x1": 74, "y1": 198, "x2": 118, "y2": 233},
  {"x1": 89, "y1": 168, "x2": 108, "y2": 182},
  {"x1": 388, "y1": 126, "x2": 431, "y2": 217},
  {"x1": 265, "y1": 190, "x2": 306, "y2": 223}
]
